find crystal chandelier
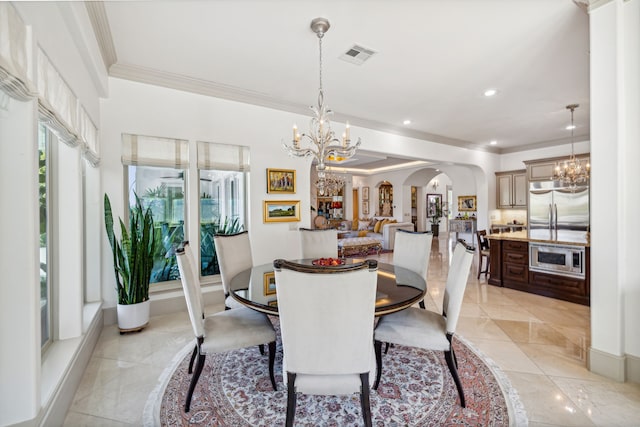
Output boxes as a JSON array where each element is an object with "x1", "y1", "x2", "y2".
[
  {"x1": 553, "y1": 104, "x2": 590, "y2": 187},
  {"x1": 316, "y1": 173, "x2": 345, "y2": 196},
  {"x1": 282, "y1": 18, "x2": 361, "y2": 189}
]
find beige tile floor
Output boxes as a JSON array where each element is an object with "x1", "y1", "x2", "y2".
[{"x1": 64, "y1": 234, "x2": 640, "y2": 426}]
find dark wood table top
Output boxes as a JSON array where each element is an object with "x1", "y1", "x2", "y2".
[{"x1": 229, "y1": 259, "x2": 426, "y2": 316}]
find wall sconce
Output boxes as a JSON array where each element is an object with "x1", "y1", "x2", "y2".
[{"x1": 432, "y1": 180, "x2": 439, "y2": 191}]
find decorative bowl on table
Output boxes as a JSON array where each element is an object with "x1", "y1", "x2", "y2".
[{"x1": 312, "y1": 257, "x2": 346, "y2": 266}]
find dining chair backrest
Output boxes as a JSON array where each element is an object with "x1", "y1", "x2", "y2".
[
  {"x1": 176, "y1": 248, "x2": 205, "y2": 339},
  {"x1": 181, "y1": 241, "x2": 205, "y2": 314},
  {"x1": 299, "y1": 228, "x2": 338, "y2": 259},
  {"x1": 442, "y1": 241, "x2": 475, "y2": 334},
  {"x1": 393, "y1": 230, "x2": 433, "y2": 280},
  {"x1": 476, "y1": 230, "x2": 490, "y2": 251},
  {"x1": 274, "y1": 259, "x2": 378, "y2": 380},
  {"x1": 214, "y1": 231, "x2": 253, "y2": 295}
]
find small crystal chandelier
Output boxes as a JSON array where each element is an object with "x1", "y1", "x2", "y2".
[
  {"x1": 316, "y1": 173, "x2": 345, "y2": 196},
  {"x1": 553, "y1": 104, "x2": 590, "y2": 187},
  {"x1": 282, "y1": 17, "x2": 361, "y2": 189}
]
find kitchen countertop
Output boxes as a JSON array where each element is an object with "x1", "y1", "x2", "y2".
[{"x1": 487, "y1": 229, "x2": 590, "y2": 247}]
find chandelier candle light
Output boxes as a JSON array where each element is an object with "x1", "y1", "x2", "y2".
[
  {"x1": 553, "y1": 104, "x2": 590, "y2": 187},
  {"x1": 283, "y1": 18, "x2": 361, "y2": 192}
]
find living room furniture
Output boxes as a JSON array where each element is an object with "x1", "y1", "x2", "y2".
[
  {"x1": 299, "y1": 228, "x2": 338, "y2": 259},
  {"x1": 229, "y1": 260, "x2": 426, "y2": 316},
  {"x1": 273, "y1": 259, "x2": 378, "y2": 427},
  {"x1": 449, "y1": 219, "x2": 476, "y2": 240},
  {"x1": 373, "y1": 241, "x2": 475, "y2": 407},
  {"x1": 338, "y1": 236, "x2": 382, "y2": 257},
  {"x1": 175, "y1": 247, "x2": 277, "y2": 412}
]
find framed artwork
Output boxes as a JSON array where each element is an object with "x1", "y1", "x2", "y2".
[
  {"x1": 263, "y1": 200, "x2": 301, "y2": 222},
  {"x1": 362, "y1": 186, "x2": 369, "y2": 200},
  {"x1": 263, "y1": 271, "x2": 276, "y2": 295},
  {"x1": 427, "y1": 193, "x2": 442, "y2": 218},
  {"x1": 268, "y1": 300, "x2": 278, "y2": 307},
  {"x1": 362, "y1": 200, "x2": 369, "y2": 215},
  {"x1": 267, "y1": 168, "x2": 296, "y2": 194},
  {"x1": 458, "y1": 195, "x2": 477, "y2": 212}
]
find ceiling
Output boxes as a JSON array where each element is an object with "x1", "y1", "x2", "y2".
[{"x1": 89, "y1": 0, "x2": 590, "y2": 169}]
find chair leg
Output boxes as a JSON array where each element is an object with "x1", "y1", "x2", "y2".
[
  {"x1": 373, "y1": 340, "x2": 383, "y2": 390},
  {"x1": 187, "y1": 344, "x2": 197, "y2": 374},
  {"x1": 259, "y1": 344, "x2": 265, "y2": 355},
  {"x1": 185, "y1": 353, "x2": 206, "y2": 412},
  {"x1": 419, "y1": 300, "x2": 426, "y2": 309},
  {"x1": 268, "y1": 341, "x2": 277, "y2": 391},
  {"x1": 444, "y1": 349, "x2": 466, "y2": 408},
  {"x1": 360, "y1": 373, "x2": 373, "y2": 427},
  {"x1": 285, "y1": 372, "x2": 297, "y2": 427},
  {"x1": 477, "y1": 255, "x2": 483, "y2": 279}
]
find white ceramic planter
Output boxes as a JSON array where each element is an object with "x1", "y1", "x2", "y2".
[{"x1": 117, "y1": 300, "x2": 150, "y2": 332}]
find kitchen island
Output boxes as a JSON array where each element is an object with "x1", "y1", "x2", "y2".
[{"x1": 487, "y1": 230, "x2": 590, "y2": 305}]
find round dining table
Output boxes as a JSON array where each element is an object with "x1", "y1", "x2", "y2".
[{"x1": 229, "y1": 259, "x2": 426, "y2": 316}]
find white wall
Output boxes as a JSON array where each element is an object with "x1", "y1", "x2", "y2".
[{"x1": 100, "y1": 77, "x2": 506, "y2": 306}]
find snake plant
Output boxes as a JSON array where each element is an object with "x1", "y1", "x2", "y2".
[{"x1": 104, "y1": 193, "x2": 155, "y2": 305}]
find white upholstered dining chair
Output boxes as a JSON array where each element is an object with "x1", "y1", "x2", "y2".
[
  {"x1": 273, "y1": 259, "x2": 378, "y2": 427},
  {"x1": 393, "y1": 229, "x2": 433, "y2": 309},
  {"x1": 176, "y1": 247, "x2": 277, "y2": 412},
  {"x1": 214, "y1": 231, "x2": 253, "y2": 310},
  {"x1": 299, "y1": 227, "x2": 338, "y2": 259},
  {"x1": 373, "y1": 240, "x2": 475, "y2": 407}
]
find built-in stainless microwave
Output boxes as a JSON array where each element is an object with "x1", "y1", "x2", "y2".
[{"x1": 529, "y1": 243, "x2": 585, "y2": 278}]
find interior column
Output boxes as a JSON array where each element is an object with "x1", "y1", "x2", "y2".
[{"x1": 589, "y1": 0, "x2": 640, "y2": 382}]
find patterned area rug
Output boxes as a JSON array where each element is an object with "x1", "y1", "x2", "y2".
[{"x1": 144, "y1": 319, "x2": 527, "y2": 426}]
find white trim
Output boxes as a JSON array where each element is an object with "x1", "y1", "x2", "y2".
[
  {"x1": 84, "y1": 1, "x2": 117, "y2": 70},
  {"x1": 626, "y1": 353, "x2": 640, "y2": 383},
  {"x1": 102, "y1": 284, "x2": 224, "y2": 326},
  {"x1": 39, "y1": 303, "x2": 103, "y2": 427},
  {"x1": 589, "y1": 346, "x2": 626, "y2": 382}
]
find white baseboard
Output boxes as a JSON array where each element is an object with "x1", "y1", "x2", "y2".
[
  {"x1": 626, "y1": 353, "x2": 640, "y2": 383},
  {"x1": 589, "y1": 347, "x2": 626, "y2": 382},
  {"x1": 103, "y1": 284, "x2": 224, "y2": 326}
]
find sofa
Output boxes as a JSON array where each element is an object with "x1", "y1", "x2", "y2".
[{"x1": 344, "y1": 218, "x2": 415, "y2": 250}]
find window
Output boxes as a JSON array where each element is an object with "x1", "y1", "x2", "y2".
[
  {"x1": 197, "y1": 141, "x2": 249, "y2": 277},
  {"x1": 122, "y1": 134, "x2": 189, "y2": 286},
  {"x1": 128, "y1": 166, "x2": 185, "y2": 284},
  {"x1": 199, "y1": 169, "x2": 246, "y2": 276},
  {"x1": 38, "y1": 123, "x2": 51, "y2": 349}
]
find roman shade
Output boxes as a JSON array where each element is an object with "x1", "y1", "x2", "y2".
[
  {"x1": 122, "y1": 133, "x2": 189, "y2": 168},
  {"x1": 0, "y1": 4, "x2": 101, "y2": 166},
  {"x1": 197, "y1": 141, "x2": 250, "y2": 172},
  {"x1": 0, "y1": 3, "x2": 35, "y2": 101}
]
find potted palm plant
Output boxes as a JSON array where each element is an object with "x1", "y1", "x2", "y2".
[
  {"x1": 430, "y1": 198, "x2": 443, "y2": 237},
  {"x1": 104, "y1": 193, "x2": 155, "y2": 333}
]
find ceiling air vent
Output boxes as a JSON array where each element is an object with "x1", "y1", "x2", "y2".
[{"x1": 339, "y1": 44, "x2": 376, "y2": 65}]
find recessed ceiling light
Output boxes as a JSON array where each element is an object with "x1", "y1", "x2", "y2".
[
  {"x1": 483, "y1": 88, "x2": 498, "y2": 97},
  {"x1": 490, "y1": 140, "x2": 497, "y2": 145},
  {"x1": 403, "y1": 119, "x2": 411, "y2": 125},
  {"x1": 566, "y1": 125, "x2": 576, "y2": 130}
]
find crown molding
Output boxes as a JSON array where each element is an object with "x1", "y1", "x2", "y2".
[
  {"x1": 108, "y1": 62, "x2": 502, "y2": 154},
  {"x1": 497, "y1": 134, "x2": 591, "y2": 154},
  {"x1": 587, "y1": 0, "x2": 615, "y2": 11},
  {"x1": 84, "y1": 1, "x2": 117, "y2": 70}
]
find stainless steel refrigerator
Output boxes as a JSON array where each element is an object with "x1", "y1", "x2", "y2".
[{"x1": 528, "y1": 181, "x2": 589, "y2": 231}]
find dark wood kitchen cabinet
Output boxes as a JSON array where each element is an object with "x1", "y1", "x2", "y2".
[
  {"x1": 488, "y1": 235, "x2": 590, "y2": 306},
  {"x1": 501, "y1": 240, "x2": 529, "y2": 288}
]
